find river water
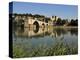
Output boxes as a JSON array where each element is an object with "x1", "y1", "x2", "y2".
[{"x1": 13, "y1": 27, "x2": 78, "y2": 57}]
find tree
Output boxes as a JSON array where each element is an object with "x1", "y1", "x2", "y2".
[
  {"x1": 75, "y1": 19, "x2": 78, "y2": 26},
  {"x1": 69, "y1": 19, "x2": 78, "y2": 26},
  {"x1": 56, "y1": 18, "x2": 62, "y2": 25},
  {"x1": 61, "y1": 19, "x2": 67, "y2": 25}
]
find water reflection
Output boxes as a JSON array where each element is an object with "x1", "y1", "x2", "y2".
[
  {"x1": 13, "y1": 27, "x2": 78, "y2": 57},
  {"x1": 33, "y1": 26, "x2": 39, "y2": 33},
  {"x1": 14, "y1": 27, "x2": 78, "y2": 38}
]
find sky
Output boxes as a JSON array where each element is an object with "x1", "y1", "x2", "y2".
[{"x1": 9, "y1": 2, "x2": 78, "y2": 19}]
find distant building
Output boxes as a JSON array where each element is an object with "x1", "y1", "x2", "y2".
[
  {"x1": 50, "y1": 16, "x2": 59, "y2": 25},
  {"x1": 51, "y1": 16, "x2": 59, "y2": 21}
]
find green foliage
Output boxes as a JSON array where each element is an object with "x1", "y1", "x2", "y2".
[
  {"x1": 68, "y1": 19, "x2": 78, "y2": 26},
  {"x1": 13, "y1": 40, "x2": 78, "y2": 58},
  {"x1": 12, "y1": 13, "x2": 78, "y2": 26},
  {"x1": 56, "y1": 18, "x2": 62, "y2": 25}
]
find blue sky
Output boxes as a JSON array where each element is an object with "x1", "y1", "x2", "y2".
[{"x1": 10, "y1": 2, "x2": 78, "y2": 19}]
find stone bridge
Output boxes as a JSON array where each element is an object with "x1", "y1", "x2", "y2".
[
  {"x1": 14, "y1": 16, "x2": 52, "y2": 28},
  {"x1": 24, "y1": 18, "x2": 49, "y2": 28}
]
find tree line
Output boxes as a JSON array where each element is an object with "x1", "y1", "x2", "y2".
[
  {"x1": 55, "y1": 18, "x2": 78, "y2": 26},
  {"x1": 10, "y1": 13, "x2": 78, "y2": 26}
]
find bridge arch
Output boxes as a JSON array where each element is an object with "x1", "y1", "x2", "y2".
[
  {"x1": 42, "y1": 23, "x2": 45, "y2": 28},
  {"x1": 33, "y1": 21, "x2": 39, "y2": 33},
  {"x1": 33, "y1": 21, "x2": 39, "y2": 28}
]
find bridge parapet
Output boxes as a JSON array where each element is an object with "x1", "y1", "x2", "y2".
[{"x1": 14, "y1": 15, "x2": 53, "y2": 28}]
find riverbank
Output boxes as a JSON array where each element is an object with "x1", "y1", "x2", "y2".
[
  {"x1": 47, "y1": 25, "x2": 78, "y2": 28},
  {"x1": 13, "y1": 40, "x2": 78, "y2": 58}
]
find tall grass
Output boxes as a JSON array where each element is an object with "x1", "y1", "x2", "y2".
[{"x1": 13, "y1": 40, "x2": 78, "y2": 58}]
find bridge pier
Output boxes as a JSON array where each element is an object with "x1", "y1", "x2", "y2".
[{"x1": 23, "y1": 18, "x2": 51, "y2": 29}]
